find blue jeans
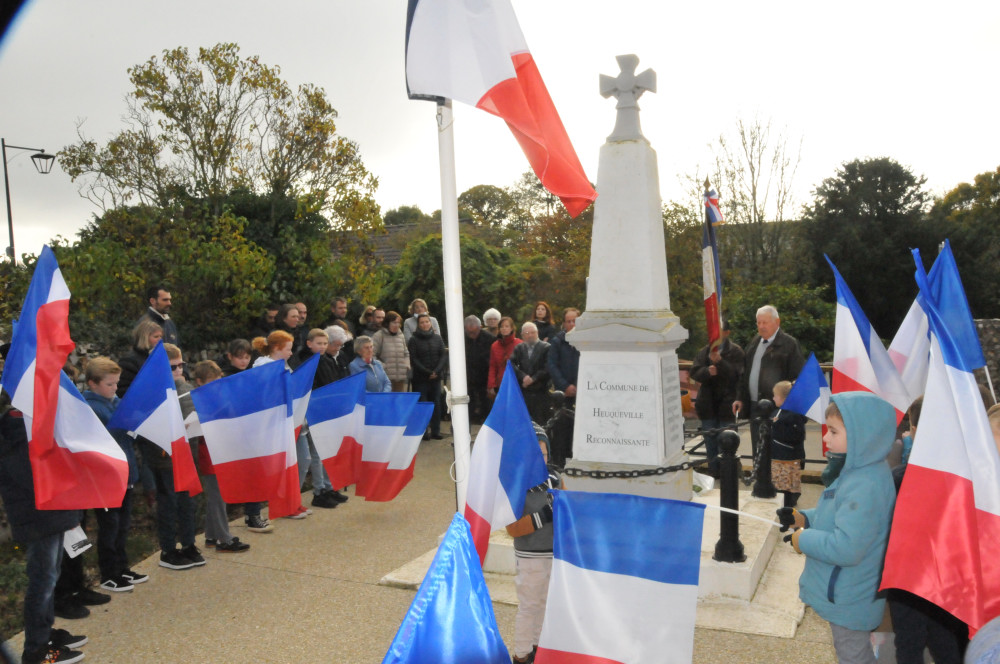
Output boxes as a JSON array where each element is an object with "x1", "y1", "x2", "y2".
[
  {"x1": 296, "y1": 431, "x2": 332, "y2": 495},
  {"x1": 23, "y1": 532, "x2": 63, "y2": 655},
  {"x1": 152, "y1": 465, "x2": 195, "y2": 551}
]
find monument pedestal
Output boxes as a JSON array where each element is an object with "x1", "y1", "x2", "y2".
[{"x1": 565, "y1": 311, "x2": 690, "y2": 501}]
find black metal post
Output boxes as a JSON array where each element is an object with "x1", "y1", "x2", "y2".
[
  {"x1": 713, "y1": 430, "x2": 746, "y2": 563},
  {"x1": 2, "y1": 139, "x2": 54, "y2": 263},
  {"x1": 752, "y1": 399, "x2": 777, "y2": 499}
]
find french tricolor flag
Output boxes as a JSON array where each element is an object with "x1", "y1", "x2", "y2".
[
  {"x1": 109, "y1": 342, "x2": 201, "y2": 495},
  {"x1": 307, "y1": 372, "x2": 366, "y2": 491},
  {"x1": 0, "y1": 246, "x2": 127, "y2": 509},
  {"x1": 701, "y1": 188, "x2": 724, "y2": 347},
  {"x1": 535, "y1": 491, "x2": 705, "y2": 664},
  {"x1": 881, "y1": 266, "x2": 1000, "y2": 634},
  {"x1": 357, "y1": 392, "x2": 419, "y2": 500},
  {"x1": 827, "y1": 256, "x2": 912, "y2": 422},
  {"x1": 463, "y1": 362, "x2": 548, "y2": 564},
  {"x1": 782, "y1": 353, "x2": 831, "y2": 425},
  {"x1": 370, "y1": 401, "x2": 435, "y2": 503},
  {"x1": 289, "y1": 354, "x2": 319, "y2": 438},
  {"x1": 405, "y1": 0, "x2": 597, "y2": 217},
  {"x1": 189, "y1": 360, "x2": 300, "y2": 518}
]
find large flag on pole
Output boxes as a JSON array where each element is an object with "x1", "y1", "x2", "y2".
[
  {"x1": 535, "y1": 491, "x2": 705, "y2": 664},
  {"x1": 1, "y1": 245, "x2": 128, "y2": 509},
  {"x1": 464, "y1": 362, "x2": 548, "y2": 564},
  {"x1": 702, "y1": 186, "x2": 725, "y2": 348},
  {"x1": 190, "y1": 361, "x2": 300, "y2": 518},
  {"x1": 405, "y1": 0, "x2": 597, "y2": 217},
  {"x1": 827, "y1": 256, "x2": 912, "y2": 422},
  {"x1": 382, "y1": 513, "x2": 510, "y2": 664},
  {"x1": 306, "y1": 373, "x2": 366, "y2": 490},
  {"x1": 109, "y1": 342, "x2": 201, "y2": 495},
  {"x1": 880, "y1": 271, "x2": 1000, "y2": 634}
]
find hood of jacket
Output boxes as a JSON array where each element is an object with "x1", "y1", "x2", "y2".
[{"x1": 831, "y1": 392, "x2": 895, "y2": 472}]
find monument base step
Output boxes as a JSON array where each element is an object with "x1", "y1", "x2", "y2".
[{"x1": 379, "y1": 489, "x2": 805, "y2": 639}]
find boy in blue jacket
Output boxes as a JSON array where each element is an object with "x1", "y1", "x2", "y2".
[
  {"x1": 83, "y1": 357, "x2": 146, "y2": 592},
  {"x1": 778, "y1": 392, "x2": 896, "y2": 664}
]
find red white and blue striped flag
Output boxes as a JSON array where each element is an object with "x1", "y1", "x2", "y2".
[
  {"x1": 405, "y1": 0, "x2": 596, "y2": 217},
  {"x1": 307, "y1": 372, "x2": 367, "y2": 490},
  {"x1": 0, "y1": 246, "x2": 128, "y2": 509},
  {"x1": 536, "y1": 491, "x2": 705, "y2": 664},
  {"x1": 827, "y1": 255, "x2": 912, "y2": 423},
  {"x1": 109, "y1": 342, "x2": 201, "y2": 495},
  {"x1": 781, "y1": 353, "x2": 831, "y2": 425},
  {"x1": 881, "y1": 250, "x2": 1000, "y2": 634},
  {"x1": 464, "y1": 362, "x2": 548, "y2": 564},
  {"x1": 702, "y1": 188, "x2": 724, "y2": 347}
]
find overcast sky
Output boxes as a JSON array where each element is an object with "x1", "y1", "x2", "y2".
[{"x1": 1, "y1": 0, "x2": 998, "y2": 258}]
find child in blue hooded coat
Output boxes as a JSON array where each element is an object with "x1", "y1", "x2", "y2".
[{"x1": 778, "y1": 392, "x2": 896, "y2": 664}]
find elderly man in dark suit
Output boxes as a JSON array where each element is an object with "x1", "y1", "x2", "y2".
[
  {"x1": 511, "y1": 321, "x2": 552, "y2": 425},
  {"x1": 732, "y1": 305, "x2": 805, "y2": 455}
]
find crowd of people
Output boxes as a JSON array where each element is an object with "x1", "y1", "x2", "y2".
[{"x1": 0, "y1": 285, "x2": 585, "y2": 663}]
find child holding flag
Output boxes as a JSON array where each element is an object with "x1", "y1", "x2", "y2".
[
  {"x1": 505, "y1": 424, "x2": 562, "y2": 664},
  {"x1": 82, "y1": 357, "x2": 146, "y2": 592},
  {"x1": 778, "y1": 392, "x2": 896, "y2": 664},
  {"x1": 770, "y1": 381, "x2": 807, "y2": 508}
]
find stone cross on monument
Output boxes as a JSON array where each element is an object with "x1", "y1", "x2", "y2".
[
  {"x1": 565, "y1": 55, "x2": 691, "y2": 501},
  {"x1": 599, "y1": 54, "x2": 656, "y2": 142}
]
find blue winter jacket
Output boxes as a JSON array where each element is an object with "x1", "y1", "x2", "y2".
[
  {"x1": 797, "y1": 392, "x2": 896, "y2": 631},
  {"x1": 349, "y1": 356, "x2": 392, "y2": 393},
  {"x1": 83, "y1": 390, "x2": 140, "y2": 487}
]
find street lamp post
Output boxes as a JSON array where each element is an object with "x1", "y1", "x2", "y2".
[{"x1": 2, "y1": 138, "x2": 56, "y2": 262}]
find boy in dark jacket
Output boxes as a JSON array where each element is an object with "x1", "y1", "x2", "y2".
[
  {"x1": 0, "y1": 395, "x2": 88, "y2": 664},
  {"x1": 82, "y1": 357, "x2": 146, "y2": 592}
]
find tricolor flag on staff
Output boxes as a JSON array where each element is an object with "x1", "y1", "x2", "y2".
[
  {"x1": 535, "y1": 491, "x2": 705, "y2": 664},
  {"x1": 289, "y1": 353, "x2": 319, "y2": 438},
  {"x1": 464, "y1": 362, "x2": 548, "y2": 564},
  {"x1": 189, "y1": 360, "x2": 300, "y2": 519},
  {"x1": 0, "y1": 245, "x2": 128, "y2": 509},
  {"x1": 306, "y1": 372, "x2": 366, "y2": 490},
  {"x1": 405, "y1": 0, "x2": 597, "y2": 217},
  {"x1": 357, "y1": 391, "x2": 419, "y2": 500},
  {"x1": 826, "y1": 256, "x2": 912, "y2": 423},
  {"x1": 880, "y1": 252, "x2": 1000, "y2": 634},
  {"x1": 372, "y1": 401, "x2": 435, "y2": 502},
  {"x1": 702, "y1": 184, "x2": 725, "y2": 348},
  {"x1": 109, "y1": 342, "x2": 201, "y2": 495},
  {"x1": 782, "y1": 353, "x2": 831, "y2": 425},
  {"x1": 382, "y1": 513, "x2": 510, "y2": 664}
]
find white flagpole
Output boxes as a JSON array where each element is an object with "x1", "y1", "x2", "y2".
[{"x1": 436, "y1": 100, "x2": 472, "y2": 513}]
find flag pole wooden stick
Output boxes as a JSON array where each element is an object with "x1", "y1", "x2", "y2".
[{"x1": 436, "y1": 100, "x2": 472, "y2": 514}]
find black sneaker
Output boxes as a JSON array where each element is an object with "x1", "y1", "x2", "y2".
[
  {"x1": 73, "y1": 588, "x2": 110, "y2": 606},
  {"x1": 22, "y1": 645, "x2": 84, "y2": 664},
  {"x1": 49, "y1": 627, "x2": 88, "y2": 649},
  {"x1": 159, "y1": 549, "x2": 196, "y2": 570},
  {"x1": 215, "y1": 537, "x2": 250, "y2": 553},
  {"x1": 53, "y1": 598, "x2": 90, "y2": 620},
  {"x1": 310, "y1": 492, "x2": 338, "y2": 508},
  {"x1": 99, "y1": 575, "x2": 133, "y2": 593},
  {"x1": 121, "y1": 568, "x2": 149, "y2": 584},
  {"x1": 179, "y1": 544, "x2": 206, "y2": 566},
  {"x1": 328, "y1": 489, "x2": 349, "y2": 504},
  {"x1": 245, "y1": 515, "x2": 274, "y2": 533}
]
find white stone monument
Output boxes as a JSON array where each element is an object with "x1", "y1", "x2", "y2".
[{"x1": 566, "y1": 55, "x2": 690, "y2": 500}]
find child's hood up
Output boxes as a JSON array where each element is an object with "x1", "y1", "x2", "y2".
[{"x1": 831, "y1": 391, "x2": 896, "y2": 470}]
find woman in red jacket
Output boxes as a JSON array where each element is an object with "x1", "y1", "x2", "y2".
[{"x1": 488, "y1": 316, "x2": 522, "y2": 397}]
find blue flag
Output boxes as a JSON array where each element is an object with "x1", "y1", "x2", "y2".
[{"x1": 382, "y1": 513, "x2": 510, "y2": 664}]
